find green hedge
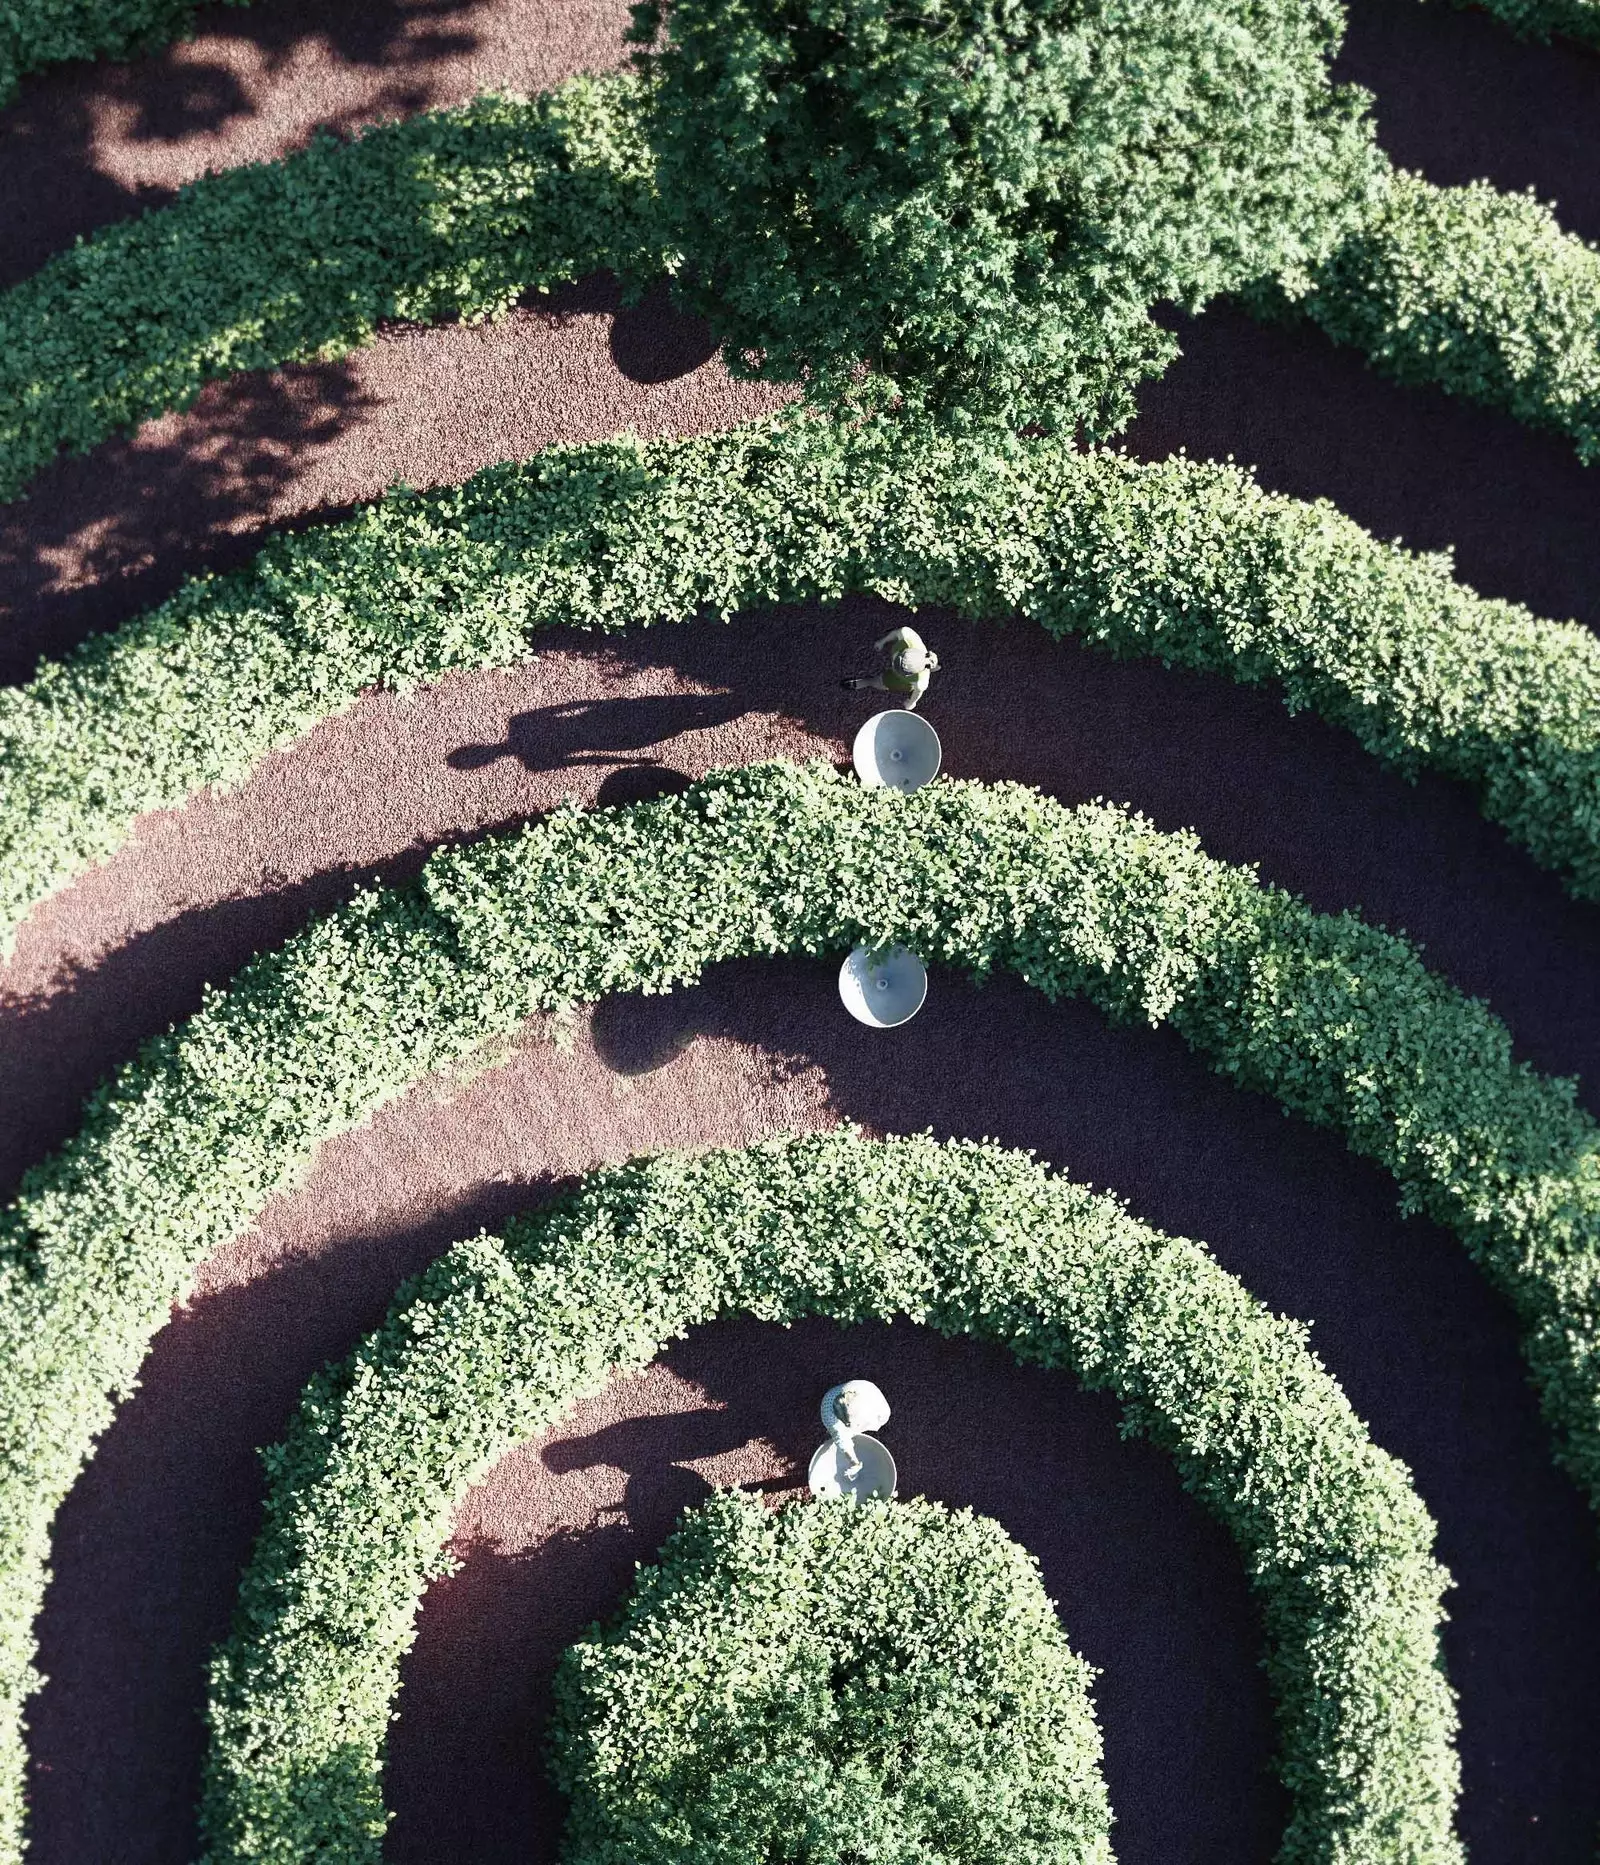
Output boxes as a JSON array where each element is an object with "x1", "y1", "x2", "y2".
[
  {"x1": 8, "y1": 412, "x2": 1600, "y2": 956},
  {"x1": 549, "y1": 1491, "x2": 1115, "y2": 1865},
  {"x1": 198, "y1": 1133, "x2": 1456, "y2": 1864},
  {"x1": 0, "y1": 0, "x2": 250, "y2": 109},
  {"x1": 1272, "y1": 169, "x2": 1600, "y2": 463},
  {"x1": 629, "y1": 0, "x2": 1378, "y2": 436},
  {"x1": 3, "y1": 759, "x2": 1595, "y2": 1861},
  {"x1": 0, "y1": 70, "x2": 661, "y2": 502}
]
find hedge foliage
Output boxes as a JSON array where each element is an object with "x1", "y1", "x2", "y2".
[
  {"x1": 2, "y1": 48, "x2": 1597, "y2": 506},
  {"x1": 0, "y1": 0, "x2": 250, "y2": 109},
  {"x1": 628, "y1": 0, "x2": 1379, "y2": 436},
  {"x1": 8, "y1": 412, "x2": 1600, "y2": 956},
  {"x1": 4, "y1": 759, "x2": 1597, "y2": 1859},
  {"x1": 198, "y1": 1133, "x2": 1455, "y2": 1864},
  {"x1": 0, "y1": 70, "x2": 662, "y2": 502},
  {"x1": 549, "y1": 1491, "x2": 1115, "y2": 1865},
  {"x1": 1280, "y1": 169, "x2": 1600, "y2": 464}
]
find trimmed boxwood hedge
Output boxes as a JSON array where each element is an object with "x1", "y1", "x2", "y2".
[
  {"x1": 0, "y1": 71, "x2": 663, "y2": 502},
  {"x1": 1279, "y1": 169, "x2": 1600, "y2": 464},
  {"x1": 2, "y1": 52, "x2": 1598, "y2": 506},
  {"x1": 3, "y1": 760, "x2": 1596, "y2": 1861},
  {"x1": 548, "y1": 1491, "x2": 1115, "y2": 1865},
  {"x1": 8, "y1": 411, "x2": 1600, "y2": 954},
  {"x1": 198, "y1": 1132, "x2": 1456, "y2": 1864}
]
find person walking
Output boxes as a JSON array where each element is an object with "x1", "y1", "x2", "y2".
[{"x1": 841, "y1": 623, "x2": 940, "y2": 711}]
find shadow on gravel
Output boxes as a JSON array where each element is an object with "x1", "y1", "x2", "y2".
[
  {"x1": 7, "y1": 601, "x2": 1599, "y2": 1190},
  {"x1": 0, "y1": 275, "x2": 726, "y2": 684},
  {"x1": 22, "y1": 958, "x2": 1600, "y2": 1864},
  {"x1": 448, "y1": 691, "x2": 742, "y2": 773},
  {"x1": 1124, "y1": 301, "x2": 1600, "y2": 635},
  {"x1": 1336, "y1": 0, "x2": 1600, "y2": 245},
  {"x1": 0, "y1": 359, "x2": 377, "y2": 685},
  {"x1": 0, "y1": 0, "x2": 495, "y2": 291}
]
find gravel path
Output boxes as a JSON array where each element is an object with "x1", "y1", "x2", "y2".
[{"x1": 3, "y1": 3, "x2": 1599, "y2": 1861}]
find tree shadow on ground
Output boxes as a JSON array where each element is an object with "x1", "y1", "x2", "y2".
[
  {"x1": 0, "y1": 0, "x2": 501, "y2": 290},
  {"x1": 0, "y1": 274, "x2": 727, "y2": 684},
  {"x1": 0, "y1": 358, "x2": 378, "y2": 684}
]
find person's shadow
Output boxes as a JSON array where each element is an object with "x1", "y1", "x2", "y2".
[
  {"x1": 540, "y1": 1404, "x2": 796, "y2": 1534},
  {"x1": 447, "y1": 693, "x2": 744, "y2": 777}
]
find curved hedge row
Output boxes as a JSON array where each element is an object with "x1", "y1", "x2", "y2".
[
  {"x1": 0, "y1": 71, "x2": 661, "y2": 502},
  {"x1": 1282, "y1": 169, "x2": 1600, "y2": 464},
  {"x1": 2, "y1": 760, "x2": 1596, "y2": 1860},
  {"x1": 3, "y1": 61, "x2": 1599, "y2": 505},
  {"x1": 8, "y1": 412, "x2": 1600, "y2": 953},
  {"x1": 198, "y1": 1132, "x2": 1456, "y2": 1864},
  {"x1": 549, "y1": 1491, "x2": 1115, "y2": 1864}
]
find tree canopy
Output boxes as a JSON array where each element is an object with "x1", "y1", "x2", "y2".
[{"x1": 633, "y1": 0, "x2": 1382, "y2": 432}]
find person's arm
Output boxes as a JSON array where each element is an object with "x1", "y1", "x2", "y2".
[{"x1": 874, "y1": 625, "x2": 917, "y2": 653}]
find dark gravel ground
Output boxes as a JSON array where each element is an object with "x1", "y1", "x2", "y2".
[{"x1": 2, "y1": 2, "x2": 1598, "y2": 1861}]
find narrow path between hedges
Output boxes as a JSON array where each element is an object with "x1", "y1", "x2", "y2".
[
  {"x1": 26, "y1": 961, "x2": 1600, "y2": 1862},
  {"x1": 4, "y1": 2, "x2": 1600, "y2": 1862}
]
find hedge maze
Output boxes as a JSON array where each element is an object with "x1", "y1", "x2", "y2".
[{"x1": 2, "y1": 0, "x2": 1598, "y2": 1860}]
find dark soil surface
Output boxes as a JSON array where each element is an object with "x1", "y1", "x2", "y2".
[{"x1": 2, "y1": 2, "x2": 1598, "y2": 1862}]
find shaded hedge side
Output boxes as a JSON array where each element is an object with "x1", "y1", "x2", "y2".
[
  {"x1": 7, "y1": 414, "x2": 1600, "y2": 954},
  {"x1": 1432, "y1": 0, "x2": 1600, "y2": 46},
  {"x1": 198, "y1": 1133, "x2": 1456, "y2": 1864},
  {"x1": 3, "y1": 761, "x2": 1596, "y2": 1859}
]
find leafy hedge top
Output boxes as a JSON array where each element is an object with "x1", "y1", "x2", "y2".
[
  {"x1": 2, "y1": 760, "x2": 1593, "y2": 1861},
  {"x1": 0, "y1": 72, "x2": 663, "y2": 503},
  {"x1": 632, "y1": 0, "x2": 1380, "y2": 433},
  {"x1": 9, "y1": 412, "x2": 1600, "y2": 957},
  {"x1": 198, "y1": 1132, "x2": 1455, "y2": 1865},
  {"x1": 549, "y1": 1491, "x2": 1114, "y2": 1865}
]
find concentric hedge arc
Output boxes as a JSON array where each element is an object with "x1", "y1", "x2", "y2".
[
  {"x1": 550, "y1": 1490, "x2": 1115, "y2": 1863},
  {"x1": 9, "y1": 412, "x2": 1600, "y2": 953},
  {"x1": 0, "y1": 71, "x2": 663, "y2": 503},
  {"x1": 4, "y1": 760, "x2": 1598, "y2": 1862},
  {"x1": 198, "y1": 1132, "x2": 1456, "y2": 1864},
  {"x1": 4, "y1": 63, "x2": 1600, "y2": 503}
]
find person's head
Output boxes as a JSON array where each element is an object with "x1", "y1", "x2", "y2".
[{"x1": 895, "y1": 642, "x2": 938, "y2": 677}]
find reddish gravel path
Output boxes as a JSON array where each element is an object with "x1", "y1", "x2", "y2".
[{"x1": 3, "y1": 2, "x2": 1599, "y2": 1862}]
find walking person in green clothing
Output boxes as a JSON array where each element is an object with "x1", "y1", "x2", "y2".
[{"x1": 840, "y1": 623, "x2": 940, "y2": 711}]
